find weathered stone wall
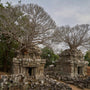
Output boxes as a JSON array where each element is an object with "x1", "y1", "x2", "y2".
[
  {"x1": 56, "y1": 62, "x2": 71, "y2": 76},
  {"x1": 12, "y1": 58, "x2": 46, "y2": 80},
  {"x1": 56, "y1": 49, "x2": 89, "y2": 77}
]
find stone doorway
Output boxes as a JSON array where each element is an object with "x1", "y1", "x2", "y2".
[
  {"x1": 28, "y1": 68, "x2": 32, "y2": 76},
  {"x1": 78, "y1": 67, "x2": 82, "y2": 75},
  {"x1": 28, "y1": 67, "x2": 36, "y2": 76}
]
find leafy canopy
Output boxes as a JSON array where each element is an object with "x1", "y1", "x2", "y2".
[
  {"x1": 84, "y1": 50, "x2": 90, "y2": 66},
  {"x1": 41, "y1": 47, "x2": 59, "y2": 67}
]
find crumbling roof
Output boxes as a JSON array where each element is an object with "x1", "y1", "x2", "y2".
[{"x1": 60, "y1": 49, "x2": 83, "y2": 57}]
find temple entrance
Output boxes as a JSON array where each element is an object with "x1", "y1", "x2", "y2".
[
  {"x1": 78, "y1": 67, "x2": 82, "y2": 75},
  {"x1": 28, "y1": 67, "x2": 36, "y2": 76},
  {"x1": 28, "y1": 68, "x2": 32, "y2": 76}
]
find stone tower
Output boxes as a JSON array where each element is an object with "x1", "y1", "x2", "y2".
[
  {"x1": 56, "y1": 49, "x2": 89, "y2": 77},
  {"x1": 12, "y1": 45, "x2": 46, "y2": 80}
]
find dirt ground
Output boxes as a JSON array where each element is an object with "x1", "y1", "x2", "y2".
[
  {"x1": 59, "y1": 80, "x2": 90, "y2": 90},
  {"x1": 69, "y1": 84, "x2": 90, "y2": 90}
]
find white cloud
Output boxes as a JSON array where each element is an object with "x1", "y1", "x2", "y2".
[
  {"x1": 54, "y1": 8, "x2": 77, "y2": 18},
  {"x1": 1, "y1": 0, "x2": 90, "y2": 26},
  {"x1": 76, "y1": 14, "x2": 90, "y2": 24},
  {"x1": 51, "y1": 6, "x2": 90, "y2": 26}
]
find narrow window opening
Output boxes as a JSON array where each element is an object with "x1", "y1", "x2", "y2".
[{"x1": 78, "y1": 67, "x2": 82, "y2": 75}]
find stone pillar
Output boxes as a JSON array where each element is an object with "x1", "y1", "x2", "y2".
[
  {"x1": 74, "y1": 65, "x2": 78, "y2": 77},
  {"x1": 35, "y1": 64, "x2": 45, "y2": 79},
  {"x1": 13, "y1": 63, "x2": 20, "y2": 74},
  {"x1": 83, "y1": 65, "x2": 87, "y2": 76},
  {"x1": 70, "y1": 63, "x2": 74, "y2": 77}
]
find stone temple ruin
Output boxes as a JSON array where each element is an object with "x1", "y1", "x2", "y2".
[
  {"x1": 12, "y1": 45, "x2": 46, "y2": 80},
  {"x1": 56, "y1": 49, "x2": 89, "y2": 77}
]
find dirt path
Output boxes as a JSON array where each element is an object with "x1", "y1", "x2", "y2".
[
  {"x1": 56, "y1": 79, "x2": 90, "y2": 90},
  {"x1": 69, "y1": 84, "x2": 82, "y2": 90},
  {"x1": 69, "y1": 84, "x2": 90, "y2": 90}
]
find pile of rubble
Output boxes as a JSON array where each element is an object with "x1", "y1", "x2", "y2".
[
  {"x1": 45, "y1": 67, "x2": 90, "y2": 89},
  {"x1": 0, "y1": 74, "x2": 72, "y2": 90},
  {"x1": 0, "y1": 74, "x2": 25, "y2": 90},
  {"x1": 44, "y1": 75, "x2": 72, "y2": 90}
]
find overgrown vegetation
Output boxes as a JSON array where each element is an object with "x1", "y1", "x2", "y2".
[
  {"x1": 51, "y1": 25, "x2": 90, "y2": 50},
  {"x1": 0, "y1": 33, "x2": 19, "y2": 72},
  {"x1": 84, "y1": 50, "x2": 90, "y2": 66},
  {"x1": 41, "y1": 47, "x2": 59, "y2": 67},
  {"x1": 0, "y1": 1, "x2": 90, "y2": 73},
  {"x1": 0, "y1": 2, "x2": 56, "y2": 72}
]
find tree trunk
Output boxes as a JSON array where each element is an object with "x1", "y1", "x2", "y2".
[{"x1": 3, "y1": 50, "x2": 8, "y2": 72}]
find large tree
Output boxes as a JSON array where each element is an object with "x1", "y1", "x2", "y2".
[
  {"x1": 51, "y1": 24, "x2": 90, "y2": 50},
  {"x1": 18, "y1": 4, "x2": 56, "y2": 48},
  {"x1": 0, "y1": 3, "x2": 23, "y2": 40},
  {"x1": 0, "y1": 3, "x2": 56, "y2": 72},
  {"x1": 0, "y1": 3, "x2": 25, "y2": 72}
]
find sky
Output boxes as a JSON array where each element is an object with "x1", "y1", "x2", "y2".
[{"x1": 1, "y1": 0, "x2": 90, "y2": 27}]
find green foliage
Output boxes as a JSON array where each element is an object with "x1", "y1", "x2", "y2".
[
  {"x1": 0, "y1": 2, "x2": 28, "y2": 72},
  {"x1": 6, "y1": 2, "x2": 11, "y2": 8},
  {"x1": 0, "y1": 34, "x2": 19, "y2": 72},
  {"x1": 0, "y1": 2, "x2": 25, "y2": 72},
  {"x1": 41, "y1": 47, "x2": 59, "y2": 67},
  {"x1": 0, "y1": 2, "x2": 4, "y2": 8},
  {"x1": 84, "y1": 50, "x2": 90, "y2": 66}
]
